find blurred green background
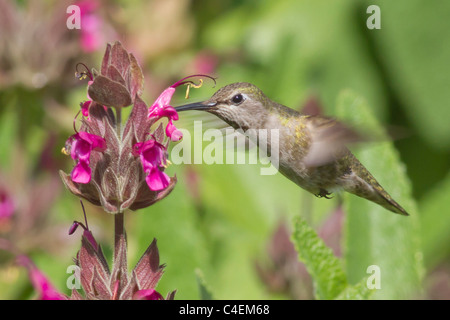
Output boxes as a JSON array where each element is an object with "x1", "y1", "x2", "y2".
[{"x1": 0, "y1": 0, "x2": 449, "y2": 300}]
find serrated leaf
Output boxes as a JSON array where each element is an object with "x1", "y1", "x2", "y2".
[
  {"x1": 336, "y1": 90, "x2": 424, "y2": 299},
  {"x1": 335, "y1": 279, "x2": 374, "y2": 300},
  {"x1": 292, "y1": 217, "x2": 347, "y2": 300}
]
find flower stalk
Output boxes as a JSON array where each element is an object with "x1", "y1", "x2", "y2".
[
  {"x1": 114, "y1": 211, "x2": 124, "y2": 262},
  {"x1": 115, "y1": 107, "x2": 122, "y2": 140}
]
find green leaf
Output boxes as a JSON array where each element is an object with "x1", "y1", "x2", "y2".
[
  {"x1": 292, "y1": 217, "x2": 347, "y2": 300},
  {"x1": 370, "y1": 0, "x2": 450, "y2": 149},
  {"x1": 420, "y1": 172, "x2": 450, "y2": 268},
  {"x1": 0, "y1": 106, "x2": 17, "y2": 169},
  {"x1": 195, "y1": 269, "x2": 214, "y2": 300},
  {"x1": 335, "y1": 278, "x2": 375, "y2": 300},
  {"x1": 336, "y1": 90, "x2": 424, "y2": 299}
]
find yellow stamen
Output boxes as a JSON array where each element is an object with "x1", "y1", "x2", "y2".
[
  {"x1": 61, "y1": 147, "x2": 70, "y2": 156},
  {"x1": 185, "y1": 85, "x2": 190, "y2": 99},
  {"x1": 185, "y1": 79, "x2": 203, "y2": 99},
  {"x1": 162, "y1": 159, "x2": 172, "y2": 169},
  {"x1": 75, "y1": 72, "x2": 88, "y2": 81}
]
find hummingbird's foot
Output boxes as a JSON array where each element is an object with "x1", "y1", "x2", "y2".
[{"x1": 316, "y1": 189, "x2": 333, "y2": 199}]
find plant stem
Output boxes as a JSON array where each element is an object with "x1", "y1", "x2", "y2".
[
  {"x1": 113, "y1": 107, "x2": 124, "y2": 263},
  {"x1": 115, "y1": 107, "x2": 122, "y2": 140},
  {"x1": 114, "y1": 211, "x2": 125, "y2": 262}
]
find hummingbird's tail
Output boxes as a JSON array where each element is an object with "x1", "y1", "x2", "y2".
[{"x1": 342, "y1": 157, "x2": 409, "y2": 216}]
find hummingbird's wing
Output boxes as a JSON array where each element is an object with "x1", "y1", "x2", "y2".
[
  {"x1": 175, "y1": 110, "x2": 230, "y2": 131},
  {"x1": 303, "y1": 116, "x2": 364, "y2": 168}
]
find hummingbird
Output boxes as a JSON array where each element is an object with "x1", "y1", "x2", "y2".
[{"x1": 175, "y1": 82, "x2": 408, "y2": 216}]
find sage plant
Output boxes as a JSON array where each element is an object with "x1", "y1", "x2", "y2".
[{"x1": 59, "y1": 41, "x2": 213, "y2": 299}]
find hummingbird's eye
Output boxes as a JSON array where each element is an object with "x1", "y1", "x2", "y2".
[{"x1": 231, "y1": 94, "x2": 244, "y2": 104}]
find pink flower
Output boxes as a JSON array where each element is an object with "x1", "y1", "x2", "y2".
[
  {"x1": 166, "y1": 119, "x2": 183, "y2": 141},
  {"x1": 0, "y1": 189, "x2": 14, "y2": 219},
  {"x1": 17, "y1": 256, "x2": 65, "y2": 300},
  {"x1": 192, "y1": 51, "x2": 218, "y2": 74},
  {"x1": 148, "y1": 75, "x2": 215, "y2": 141},
  {"x1": 80, "y1": 100, "x2": 92, "y2": 117},
  {"x1": 133, "y1": 140, "x2": 170, "y2": 191},
  {"x1": 133, "y1": 289, "x2": 164, "y2": 300},
  {"x1": 77, "y1": 0, "x2": 103, "y2": 53},
  {"x1": 65, "y1": 132, "x2": 106, "y2": 184},
  {"x1": 133, "y1": 74, "x2": 217, "y2": 192},
  {"x1": 79, "y1": 79, "x2": 94, "y2": 117},
  {"x1": 148, "y1": 87, "x2": 176, "y2": 117},
  {"x1": 148, "y1": 87, "x2": 183, "y2": 142}
]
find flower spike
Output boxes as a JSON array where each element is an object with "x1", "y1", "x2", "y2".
[{"x1": 61, "y1": 42, "x2": 184, "y2": 213}]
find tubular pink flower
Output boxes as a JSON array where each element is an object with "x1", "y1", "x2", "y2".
[
  {"x1": 72, "y1": 161, "x2": 91, "y2": 184},
  {"x1": 17, "y1": 256, "x2": 65, "y2": 300},
  {"x1": 133, "y1": 139, "x2": 170, "y2": 191},
  {"x1": 148, "y1": 75, "x2": 215, "y2": 141},
  {"x1": 148, "y1": 87, "x2": 182, "y2": 141},
  {"x1": 77, "y1": 0, "x2": 103, "y2": 53},
  {"x1": 137, "y1": 75, "x2": 217, "y2": 191},
  {"x1": 146, "y1": 166, "x2": 170, "y2": 191},
  {"x1": 80, "y1": 100, "x2": 92, "y2": 117},
  {"x1": 166, "y1": 119, "x2": 183, "y2": 141},
  {"x1": 80, "y1": 80, "x2": 94, "y2": 117},
  {"x1": 133, "y1": 289, "x2": 164, "y2": 300},
  {"x1": 148, "y1": 87, "x2": 176, "y2": 118},
  {"x1": 133, "y1": 140, "x2": 162, "y2": 167},
  {"x1": 81, "y1": 15, "x2": 102, "y2": 53},
  {"x1": 66, "y1": 132, "x2": 106, "y2": 184}
]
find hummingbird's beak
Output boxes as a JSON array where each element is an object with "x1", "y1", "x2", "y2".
[{"x1": 175, "y1": 101, "x2": 217, "y2": 112}]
